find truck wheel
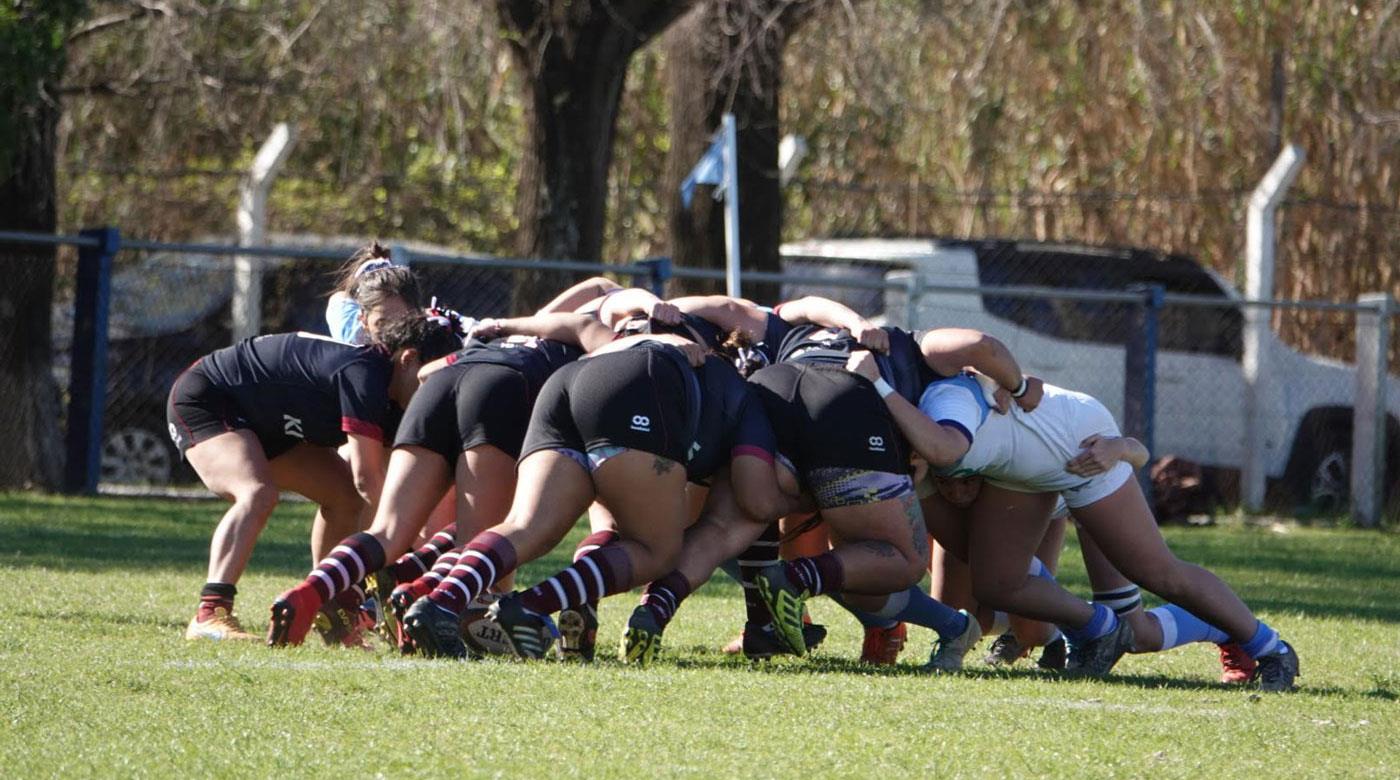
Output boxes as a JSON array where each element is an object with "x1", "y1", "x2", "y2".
[{"x1": 1298, "y1": 428, "x2": 1350, "y2": 514}]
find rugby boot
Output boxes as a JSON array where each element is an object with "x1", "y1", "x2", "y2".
[
  {"x1": 488, "y1": 594, "x2": 559, "y2": 661},
  {"x1": 983, "y1": 632, "x2": 1029, "y2": 667},
  {"x1": 389, "y1": 580, "x2": 434, "y2": 653},
  {"x1": 186, "y1": 607, "x2": 259, "y2": 642},
  {"x1": 1217, "y1": 642, "x2": 1257, "y2": 684},
  {"x1": 739, "y1": 621, "x2": 828, "y2": 660},
  {"x1": 314, "y1": 601, "x2": 375, "y2": 650},
  {"x1": 1037, "y1": 635, "x2": 1068, "y2": 671},
  {"x1": 558, "y1": 603, "x2": 599, "y2": 663},
  {"x1": 402, "y1": 597, "x2": 470, "y2": 660},
  {"x1": 1065, "y1": 619, "x2": 1135, "y2": 677},
  {"x1": 927, "y1": 611, "x2": 983, "y2": 673},
  {"x1": 860, "y1": 622, "x2": 908, "y2": 666},
  {"x1": 754, "y1": 563, "x2": 810, "y2": 656},
  {"x1": 366, "y1": 569, "x2": 398, "y2": 643},
  {"x1": 620, "y1": 605, "x2": 663, "y2": 667},
  {"x1": 267, "y1": 585, "x2": 321, "y2": 647},
  {"x1": 1253, "y1": 641, "x2": 1299, "y2": 692}
]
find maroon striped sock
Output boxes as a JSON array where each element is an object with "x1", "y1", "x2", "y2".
[
  {"x1": 425, "y1": 532, "x2": 517, "y2": 616},
  {"x1": 785, "y1": 553, "x2": 844, "y2": 597},
  {"x1": 574, "y1": 529, "x2": 620, "y2": 562},
  {"x1": 641, "y1": 571, "x2": 693, "y2": 628},
  {"x1": 416, "y1": 549, "x2": 462, "y2": 590},
  {"x1": 388, "y1": 530, "x2": 456, "y2": 584},
  {"x1": 303, "y1": 533, "x2": 386, "y2": 603},
  {"x1": 518, "y1": 542, "x2": 634, "y2": 616}
]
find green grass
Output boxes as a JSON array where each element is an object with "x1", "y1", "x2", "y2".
[{"x1": 3, "y1": 493, "x2": 1399, "y2": 778}]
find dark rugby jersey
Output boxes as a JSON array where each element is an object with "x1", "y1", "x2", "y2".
[
  {"x1": 198, "y1": 332, "x2": 394, "y2": 445},
  {"x1": 444, "y1": 336, "x2": 582, "y2": 401},
  {"x1": 775, "y1": 324, "x2": 947, "y2": 403},
  {"x1": 623, "y1": 309, "x2": 793, "y2": 371},
  {"x1": 621, "y1": 312, "x2": 726, "y2": 352},
  {"x1": 646, "y1": 344, "x2": 777, "y2": 482}
]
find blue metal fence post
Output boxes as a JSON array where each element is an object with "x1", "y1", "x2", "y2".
[
  {"x1": 64, "y1": 227, "x2": 121, "y2": 494},
  {"x1": 1123, "y1": 283, "x2": 1163, "y2": 499},
  {"x1": 637, "y1": 257, "x2": 672, "y2": 297}
]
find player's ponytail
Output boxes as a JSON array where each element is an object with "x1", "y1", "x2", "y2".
[
  {"x1": 721, "y1": 328, "x2": 767, "y2": 377},
  {"x1": 330, "y1": 241, "x2": 392, "y2": 295},
  {"x1": 376, "y1": 313, "x2": 460, "y2": 365}
]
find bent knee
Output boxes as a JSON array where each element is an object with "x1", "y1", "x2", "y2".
[
  {"x1": 235, "y1": 484, "x2": 280, "y2": 517},
  {"x1": 629, "y1": 537, "x2": 683, "y2": 583}
]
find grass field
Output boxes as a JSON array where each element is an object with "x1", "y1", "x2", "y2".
[{"x1": 3, "y1": 492, "x2": 1399, "y2": 778}]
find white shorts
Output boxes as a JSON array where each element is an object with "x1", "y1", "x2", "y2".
[{"x1": 1059, "y1": 461, "x2": 1134, "y2": 509}]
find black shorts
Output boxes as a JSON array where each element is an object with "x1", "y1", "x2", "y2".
[
  {"x1": 166, "y1": 361, "x2": 248, "y2": 458},
  {"x1": 394, "y1": 362, "x2": 532, "y2": 464},
  {"x1": 748, "y1": 362, "x2": 907, "y2": 477},
  {"x1": 519, "y1": 346, "x2": 692, "y2": 466}
]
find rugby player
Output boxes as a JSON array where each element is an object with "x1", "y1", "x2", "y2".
[
  {"x1": 897, "y1": 371, "x2": 1299, "y2": 691},
  {"x1": 402, "y1": 330, "x2": 796, "y2": 660},
  {"x1": 171, "y1": 315, "x2": 458, "y2": 641},
  {"x1": 265, "y1": 312, "x2": 613, "y2": 647}
]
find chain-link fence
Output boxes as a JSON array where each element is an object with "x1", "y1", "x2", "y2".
[{"x1": 3, "y1": 230, "x2": 1396, "y2": 524}]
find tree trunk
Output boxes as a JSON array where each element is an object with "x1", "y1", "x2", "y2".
[
  {"x1": 0, "y1": 3, "x2": 82, "y2": 489},
  {"x1": 665, "y1": 1, "x2": 813, "y2": 300},
  {"x1": 496, "y1": 0, "x2": 694, "y2": 312}
]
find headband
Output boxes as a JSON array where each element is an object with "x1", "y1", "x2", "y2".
[{"x1": 354, "y1": 258, "x2": 393, "y2": 278}]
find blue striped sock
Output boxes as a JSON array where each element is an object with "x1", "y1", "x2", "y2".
[
  {"x1": 1148, "y1": 604, "x2": 1230, "y2": 650},
  {"x1": 1060, "y1": 603, "x2": 1117, "y2": 644},
  {"x1": 832, "y1": 595, "x2": 898, "y2": 629},
  {"x1": 883, "y1": 587, "x2": 968, "y2": 641},
  {"x1": 1240, "y1": 620, "x2": 1281, "y2": 658}
]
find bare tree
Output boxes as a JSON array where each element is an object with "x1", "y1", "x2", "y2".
[
  {"x1": 665, "y1": 0, "x2": 823, "y2": 296},
  {"x1": 495, "y1": 0, "x2": 696, "y2": 311}
]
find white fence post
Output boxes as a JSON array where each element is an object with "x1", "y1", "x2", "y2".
[
  {"x1": 232, "y1": 123, "x2": 295, "y2": 342},
  {"x1": 1241, "y1": 143, "x2": 1304, "y2": 510},
  {"x1": 721, "y1": 113, "x2": 741, "y2": 299},
  {"x1": 1351, "y1": 293, "x2": 1391, "y2": 527}
]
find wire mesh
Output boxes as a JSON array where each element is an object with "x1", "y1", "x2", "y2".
[{"x1": 5, "y1": 230, "x2": 1395, "y2": 519}]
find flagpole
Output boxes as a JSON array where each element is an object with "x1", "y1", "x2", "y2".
[{"x1": 721, "y1": 113, "x2": 741, "y2": 298}]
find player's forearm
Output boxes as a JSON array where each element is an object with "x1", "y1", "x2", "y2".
[
  {"x1": 881, "y1": 392, "x2": 970, "y2": 467},
  {"x1": 496, "y1": 313, "x2": 613, "y2": 351},
  {"x1": 534, "y1": 276, "x2": 621, "y2": 315},
  {"x1": 776, "y1": 296, "x2": 869, "y2": 332},
  {"x1": 597, "y1": 288, "x2": 663, "y2": 327},
  {"x1": 922, "y1": 329, "x2": 1023, "y2": 392},
  {"x1": 1115, "y1": 437, "x2": 1150, "y2": 468}
]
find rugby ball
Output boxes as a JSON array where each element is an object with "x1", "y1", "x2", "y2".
[{"x1": 461, "y1": 591, "x2": 513, "y2": 656}]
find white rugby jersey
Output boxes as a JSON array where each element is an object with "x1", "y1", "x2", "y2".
[{"x1": 920, "y1": 379, "x2": 1122, "y2": 497}]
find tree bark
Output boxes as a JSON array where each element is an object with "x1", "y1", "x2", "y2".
[
  {"x1": 496, "y1": 0, "x2": 695, "y2": 312},
  {"x1": 665, "y1": 0, "x2": 816, "y2": 299},
  {"x1": 0, "y1": 3, "x2": 84, "y2": 489}
]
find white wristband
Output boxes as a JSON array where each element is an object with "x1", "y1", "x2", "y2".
[
  {"x1": 1011, "y1": 377, "x2": 1028, "y2": 398},
  {"x1": 872, "y1": 377, "x2": 896, "y2": 399}
]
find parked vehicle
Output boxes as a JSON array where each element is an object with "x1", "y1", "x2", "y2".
[
  {"x1": 52, "y1": 240, "x2": 514, "y2": 486},
  {"x1": 781, "y1": 237, "x2": 1398, "y2": 510}
]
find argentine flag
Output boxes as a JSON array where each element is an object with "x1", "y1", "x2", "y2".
[{"x1": 679, "y1": 132, "x2": 728, "y2": 207}]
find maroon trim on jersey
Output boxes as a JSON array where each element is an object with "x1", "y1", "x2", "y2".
[
  {"x1": 341, "y1": 416, "x2": 384, "y2": 441},
  {"x1": 731, "y1": 444, "x2": 775, "y2": 464}
]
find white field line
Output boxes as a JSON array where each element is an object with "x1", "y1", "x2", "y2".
[{"x1": 159, "y1": 658, "x2": 1233, "y2": 717}]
